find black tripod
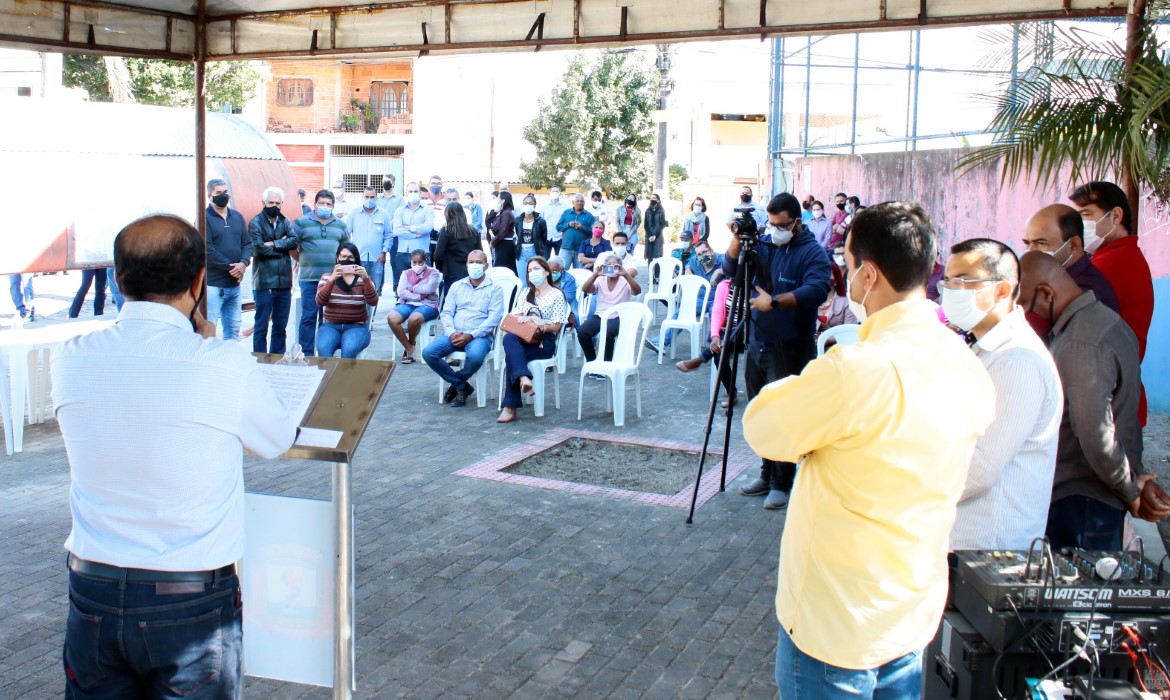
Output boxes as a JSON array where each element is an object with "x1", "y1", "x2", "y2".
[{"x1": 686, "y1": 234, "x2": 761, "y2": 524}]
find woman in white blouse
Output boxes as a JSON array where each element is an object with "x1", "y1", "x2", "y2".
[{"x1": 497, "y1": 256, "x2": 571, "y2": 423}]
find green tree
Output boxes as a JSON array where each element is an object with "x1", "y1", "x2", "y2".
[
  {"x1": 520, "y1": 51, "x2": 657, "y2": 198},
  {"x1": 63, "y1": 55, "x2": 262, "y2": 112},
  {"x1": 668, "y1": 163, "x2": 688, "y2": 201},
  {"x1": 957, "y1": 2, "x2": 1170, "y2": 224}
]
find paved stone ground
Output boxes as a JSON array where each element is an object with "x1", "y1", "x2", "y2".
[{"x1": 1, "y1": 272, "x2": 783, "y2": 699}]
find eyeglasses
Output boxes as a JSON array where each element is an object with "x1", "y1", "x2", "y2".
[
  {"x1": 937, "y1": 277, "x2": 1001, "y2": 294},
  {"x1": 772, "y1": 220, "x2": 797, "y2": 231}
]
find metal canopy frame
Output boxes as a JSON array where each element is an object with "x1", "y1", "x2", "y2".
[{"x1": 0, "y1": 1, "x2": 1129, "y2": 63}]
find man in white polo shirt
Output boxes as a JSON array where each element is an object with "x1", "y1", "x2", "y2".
[{"x1": 52, "y1": 214, "x2": 296, "y2": 698}]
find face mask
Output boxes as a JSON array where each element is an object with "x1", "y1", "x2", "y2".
[
  {"x1": 523, "y1": 204, "x2": 535, "y2": 216},
  {"x1": 836, "y1": 202, "x2": 846, "y2": 211},
  {"x1": 316, "y1": 206, "x2": 333, "y2": 219},
  {"x1": 692, "y1": 204, "x2": 703, "y2": 215},
  {"x1": 592, "y1": 229, "x2": 604, "y2": 239},
  {"x1": 846, "y1": 204, "x2": 855, "y2": 214},
  {"x1": 189, "y1": 284, "x2": 206, "y2": 332},
  {"x1": 383, "y1": 182, "x2": 393, "y2": 192},
  {"x1": 212, "y1": 192, "x2": 230, "y2": 207},
  {"x1": 263, "y1": 204, "x2": 281, "y2": 218},
  {"x1": 1044, "y1": 240, "x2": 1074, "y2": 267},
  {"x1": 363, "y1": 198, "x2": 377, "y2": 209},
  {"x1": 528, "y1": 270, "x2": 546, "y2": 286},
  {"x1": 813, "y1": 209, "x2": 824, "y2": 218},
  {"x1": 1026, "y1": 290, "x2": 1056, "y2": 342},
  {"x1": 551, "y1": 271, "x2": 562, "y2": 282},
  {"x1": 591, "y1": 201, "x2": 602, "y2": 209},
  {"x1": 429, "y1": 184, "x2": 442, "y2": 195},
  {"x1": 698, "y1": 253, "x2": 713, "y2": 266},
  {"x1": 833, "y1": 254, "x2": 845, "y2": 267},
  {"x1": 550, "y1": 192, "x2": 561, "y2": 203},
  {"x1": 650, "y1": 200, "x2": 659, "y2": 208},
  {"x1": 847, "y1": 265, "x2": 870, "y2": 323},
  {"x1": 767, "y1": 224, "x2": 794, "y2": 246},
  {"x1": 407, "y1": 192, "x2": 420, "y2": 205},
  {"x1": 1082, "y1": 216, "x2": 1115, "y2": 254},
  {"x1": 941, "y1": 286, "x2": 995, "y2": 332},
  {"x1": 467, "y1": 263, "x2": 485, "y2": 280},
  {"x1": 626, "y1": 199, "x2": 636, "y2": 207},
  {"x1": 740, "y1": 194, "x2": 752, "y2": 204},
  {"x1": 412, "y1": 264, "x2": 426, "y2": 274},
  {"x1": 613, "y1": 245, "x2": 627, "y2": 257},
  {"x1": 464, "y1": 197, "x2": 474, "y2": 207}
]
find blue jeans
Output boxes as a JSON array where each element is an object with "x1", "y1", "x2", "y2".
[
  {"x1": 253, "y1": 288, "x2": 292, "y2": 354},
  {"x1": 316, "y1": 322, "x2": 371, "y2": 359},
  {"x1": 297, "y1": 280, "x2": 322, "y2": 356},
  {"x1": 105, "y1": 268, "x2": 124, "y2": 312},
  {"x1": 423, "y1": 334, "x2": 492, "y2": 391},
  {"x1": 517, "y1": 246, "x2": 538, "y2": 278},
  {"x1": 562, "y1": 231, "x2": 584, "y2": 269},
  {"x1": 775, "y1": 626, "x2": 922, "y2": 699},
  {"x1": 363, "y1": 258, "x2": 385, "y2": 315},
  {"x1": 69, "y1": 269, "x2": 107, "y2": 318},
  {"x1": 205, "y1": 285, "x2": 241, "y2": 340},
  {"x1": 8, "y1": 273, "x2": 33, "y2": 316},
  {"x1": 501, "y1": 332, "x2": 557, "y2": 409},
  {"x1": 64, "y1": 567, "x2": 242, "y2": 699},
  {"x1": 1046, "y1": 495, "x2": 1126, "y2": 551}
]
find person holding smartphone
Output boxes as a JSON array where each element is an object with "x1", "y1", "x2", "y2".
[
  {"x1": 315, "y1": 242, "x2": 379, "y2": 359},
  {"x1": 577, "y1": 253, "x2": 641, "y2": 366}
]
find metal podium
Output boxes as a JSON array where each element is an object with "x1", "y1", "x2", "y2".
[{"x1": 252, "y1": 354, "x2": 394, "y2": 700}]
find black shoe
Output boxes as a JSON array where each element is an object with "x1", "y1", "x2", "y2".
[
  {"x1": 443, "y1": 385, "x2": 458, "y2": 404},
  {"x1": 449, "y1": 384, "x2": 474, "y2": 407},
  {"x1": 739, "y1": 477, "x2": 769, "y2": 497}
]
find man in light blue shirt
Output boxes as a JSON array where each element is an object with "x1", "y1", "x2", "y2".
[
  {"x1": 541, "y1": 186, "x2": 570, "y2": 258},
  {"x1": 725, "y1": 185, "x2": 768, "y2": 234},
  {"x1": 392, "y1": 181, "x2": 435, "y2": 295},
  {"x1": 423, "y1": 250, "x2": 504, "y2": 407},
  {"x1": 347, "y1": 185, "x2": 393, "y2": 310}
]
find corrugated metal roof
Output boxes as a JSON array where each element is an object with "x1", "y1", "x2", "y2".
[{"x1": 0, "y1": 99, "x2": 284, "y2": 160}]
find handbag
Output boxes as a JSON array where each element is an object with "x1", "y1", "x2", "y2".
[{"x1": 501, "y1": 310, "x2": 542, "y2": 344}]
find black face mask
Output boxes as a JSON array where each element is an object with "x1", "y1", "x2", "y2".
[
  {"x1": 650, "y1": 200, "x2": 659, "y2": 208},
  {"x1": 211, "y1": 193, "x2": 230, "y2": 208},
  {"x1": 189, "y1": 284, "x2": 206, "y2": 332},
  {"x1": 836, "y1": 202, "x2": 846, "y2": 211},
  {"x1": 263, "y1": 204, "x2": 281, "y2": 218},
  {"x1": 740, "y1": 194, "x2": 752, "y2": 203},
  {"x1": 383, "y1": 182, "x2": 393, "y2": 191},
  {"x1": 626, "y1": 199, "x2": 636, "y2": 207}
]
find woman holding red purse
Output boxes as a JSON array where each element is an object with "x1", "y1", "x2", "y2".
[{"x1": 497, "y1": 256, "x2": 570, "y2": 423}]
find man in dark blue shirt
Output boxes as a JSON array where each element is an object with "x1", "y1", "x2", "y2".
[
  {"x1": 204, "y1": 178, "x2": 251, "y2": 341},
  {"x1": 722, "y1": 193, "x2": 832, "y2": 510}
]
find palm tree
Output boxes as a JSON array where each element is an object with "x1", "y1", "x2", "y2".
[{"x1": 957, "y1": 1, "x2": 1170, "y2": 230}]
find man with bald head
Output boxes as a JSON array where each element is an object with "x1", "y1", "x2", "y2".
[
  {"x1": 1018, "y1": 252, "x2": 1169, "y2": 550},
  {"x1": 1021, "y1": 204, "x2": 1119, "y2": 335},
  {"x1": 51, "y1": 214, "x2": 296, "y2": 698}
]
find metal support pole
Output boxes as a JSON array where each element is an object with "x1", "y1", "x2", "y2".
[
  {"x1": 910, "y1": 30, "x2": 922, "y2": 151},
  {"x1": 332, "y1": 461, "x2": 354, "y2": 699},
  {"x1": 195, "y1": 0, "x2": 206, "y2": 239},
  {"x1": 767, "y1": 37, "x2": 784, "y2": 194},
  {"x1": 803, "y1": 36, "x2": 812, "y2": 158},
  {"x1": 850, "y1": 34, "x2": 859, "y2": 155}
]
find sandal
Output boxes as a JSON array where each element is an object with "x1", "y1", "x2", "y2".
[
  {"x1": 497, "y1": 408, "x2": 517, "y2": 423},
  {"x1": 519, "y1": 378, "x2": 535, "y2": 396},
  {"x1": 401, "y1": 350, "x2": 415, "y2": 364}
]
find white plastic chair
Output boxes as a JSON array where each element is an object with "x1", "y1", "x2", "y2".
[
  {"x1": 496, "y1": 325, "x2": 566, "y2": 417},
  {"x1": 568, "y1": 269, "x2": 592, "y2": 361},
  {"x1": 436, "y1": 350, "x2": 489, "y2": 408},
  {"x1": 817, "y1": 323, "x2": 861, "y2": 356},
  {"x1": 577, "y1": 302, "x2": 654, "y2": 427},
  {"x1": 388, "y1": 269, "x2": 443, "y2": 362},
  {"x1": 657, "y1": 275, "x2": 711, "y2": 364},
  {"x1": 486, "y1": 265, "x2": 517, "y2": 284},
  {"x1": 643, "y1": 257, "x2": 683, "y2": 324}
]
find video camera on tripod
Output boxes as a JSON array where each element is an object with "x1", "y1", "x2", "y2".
[{"x1": 730, "y1": 206, "x2": 762, "y2": 245}]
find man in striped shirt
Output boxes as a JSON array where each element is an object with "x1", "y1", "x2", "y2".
[
  {"x1": 292, "y1": 189, "x2": 350, "y2": 356},
  {"x1": 941, "y1": 239, "x2": 1063, "y2": 551}
]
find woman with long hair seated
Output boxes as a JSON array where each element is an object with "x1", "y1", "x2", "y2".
[
  {"x1": 496, "y1": 256, "x2": 570, "y2": 424},
  {"x1": 315, "y1": 241, "x2": 378, "y2": 358}
]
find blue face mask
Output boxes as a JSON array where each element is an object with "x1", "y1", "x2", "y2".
[
  {"x1": 528, "y1": 270, "x2": 546, "y2": 287},
  {"x1": 551, "y1": 271, "x2": 562, "y2": 282},
  {"x1": 316, "y1": 206, "x2": 333, "y2": 219},
  {"x1": 467, "y1": 263, "x2": 485, "y2": 280}
]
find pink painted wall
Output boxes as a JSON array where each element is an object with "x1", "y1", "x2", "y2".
[{"x1": 792, "y1": 148, "x2": 1170, "y2": 278}]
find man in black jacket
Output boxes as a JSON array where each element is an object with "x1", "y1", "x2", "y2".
[
  {"x1": 723, "y1": 193, "x2": 832, "y2": 510},
  {"x1": 205, "y1": 179, "x2": 251, "y2": 341},
  {"x1": 248, "y1": 186, "x2": 296, "y2": 354}
]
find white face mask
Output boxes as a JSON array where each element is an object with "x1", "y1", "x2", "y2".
[
  {"x1": 832, "y1": 254, "x2": 845, "y2": 267},
  {"x1": 940, "y1": 286, "x2": 994, "y2": 332},
  {"x1": 613, "y1": 245, "x2": 627, "y2": 257},
  {"x1": 407, "y1": 192, "x2": 421, "y2": 205},
  {"x1": 550, "y1": 192, "x2": 561, "y2": 203},
  {"x1": 767, "y1": 224, "x2": 794, "y2": 246},
  {"x1": 846, "y1": 265, "x2": 870, "y2": 323},
  {"x1": 692, "y1": 204, "x2": 703, "y2": 215},
  {"x1": 522, "y1": 204, "x2": 535, "y2": 216},
  {"x1": 464, "y1": 197, "x2": 473, "y2": 207},
  {"x1": 411, "y1": 264, "x2": 426, "y2": 274},
  {"x1": 1082, "y1": 215, "x2": 1115, "y2": 254}
]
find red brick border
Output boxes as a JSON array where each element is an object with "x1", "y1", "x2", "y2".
[{"x1": 455, "y1": 428, "x2": 753, "y2": 510}]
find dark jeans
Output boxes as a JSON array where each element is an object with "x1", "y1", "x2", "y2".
[
  {"x1": 745, "y1": 339, "x2": 815, "y2": 493},
  {"x1": 577, "y1": 314, "x2": 620, "y2": 363},
  {"x1": 546, "y1": 240, "x2": 562, "y2": 258},
  {"x1": 501, "y1": 332, "x2": 557, "y2": 408},
  {"x1": 701, "y1": 346, "x2": 736, "y2": 395},
  {"x1": 64, "y1": 567, "x2": 242, "y2": 699},
  {"x1": 253, "y1": 288, "x2": 292, "y2": 354},
  {"x1": 1046, "y1": 495, "x2": 1126, "y2": 551},
  {"x1": 69, "y1": 269, "x2": 107, "y2": 318},
  {"x1": 297, "y1": 280, "x2": 322, "y2": 356}
]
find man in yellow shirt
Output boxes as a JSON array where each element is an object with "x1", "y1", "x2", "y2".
[{"x1": 743, "y1": 202, "x2": 995, "y2": 697}]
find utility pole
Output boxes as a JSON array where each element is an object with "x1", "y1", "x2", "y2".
[{"x1": 654, "y1": 44, "x2": 674, "y2": 192}]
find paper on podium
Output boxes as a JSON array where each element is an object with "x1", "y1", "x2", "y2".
[
  {"x1": 295, "y1": 427, "x2": 343, "y2": 449},
  {"x1": 259, "y1": 364, "x2": 326, "y2": 426}
]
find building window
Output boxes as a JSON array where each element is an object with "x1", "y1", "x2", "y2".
[
  {"x1": 370, "y1": 82, "x2": 409, "y2": 118},
  {"x1": 16, "y1": 87, "x2": 31, "y2": 97},
  {"x1": 276, "y1": 79, "x2": 314, "y2": 107}
]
